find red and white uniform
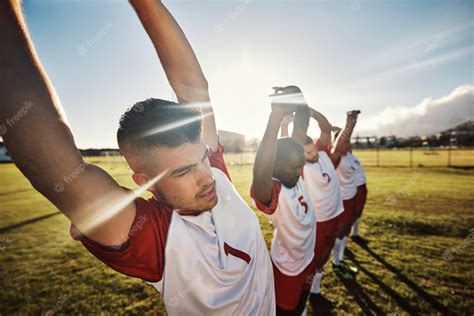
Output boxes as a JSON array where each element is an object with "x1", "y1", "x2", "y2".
[
  {"x1": 70, "y1": 144, "x2": 275, "y2": 316},
  {"x1": 353, "y1": 154, "x2": 367, "y2": 186},
  {"x1": 335, "y1": 154, "x2": 359, "y2": 200},
  {"x1": 251, "y1": 178, "x2": 316, "y2": 276},
  {"x1": 303, "y1": 151, "x2": 344, "y2": 223}
]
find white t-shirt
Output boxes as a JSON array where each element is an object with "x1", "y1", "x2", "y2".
[
  {"x1": 352, "y1": 154, "x2": 367, "y2": 186},
  {"x1": 147, "y1": 168, "x2": 276, "y2": 315},
  {"x1": 303, "y1": 151, "x2": 344, "y2": 222},
  {"x1": 336, "y1": 154, "x2": 359, "y2": 200},
  {"x1": 252, "y1": 178, "x2": 316, "y2": 276}
]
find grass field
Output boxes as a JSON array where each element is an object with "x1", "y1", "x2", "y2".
[
  {"x1": 1, "y1": 156, "x2": 473, "y2": 315},
  {"x1": 224, "y1": 148, "x2": 474, "y2": 168}
]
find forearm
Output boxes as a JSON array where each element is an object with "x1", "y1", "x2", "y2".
[
  {"x1": 291, "y1": 106, "x2": 310, "y2": 146},
  {"x1": 252, "y1": 112, "x2": 283, "y2": 204},
  {"x1": 130, "y1": 0, "x2": 209, "y2": 102},
  {"x1": 310, "y1": 109, "x2": 332, "y2": 147},
  {"x1": 334, "y1": 119, "x2": 357, "y2": 153},
  {"x1": 310, "y1": 109, "x2": 332, "y2": 133}
]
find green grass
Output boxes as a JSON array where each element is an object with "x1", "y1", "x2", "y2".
[
  {"x1": 1, "y1": 158, "x2": 473, "y2": 315},
  {"x1": 224, "y1": 148, "x2": 474, "y2": 168}
]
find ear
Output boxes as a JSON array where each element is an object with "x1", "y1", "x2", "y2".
[{"x1": 132, "y1": 172, "x2": 149, "y2": 187}]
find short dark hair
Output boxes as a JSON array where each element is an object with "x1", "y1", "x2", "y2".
[
  {"x1": 304, "y1": 136, "x2": 314, "y2": 145},
  {"x1": 117, "y1": 98, "x2": 202, "y2": 152},
  {"x1": 276, "y1": 137, "x2": 304, "y2": 163}
]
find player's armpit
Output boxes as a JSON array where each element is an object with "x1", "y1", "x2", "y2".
[{"x1": 250, "y1": 181, "x2": 282, "y2": 215}]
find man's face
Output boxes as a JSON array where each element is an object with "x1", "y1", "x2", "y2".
[
  {"x1": 275, "y1": 153, "x2": 305, "y2": 188},
  {"x1": 304, "y1": 143, "x2": 318, "y2": 163},
  {"x1": 131, "y1": 141, "x2": 218, "y2": 214}
]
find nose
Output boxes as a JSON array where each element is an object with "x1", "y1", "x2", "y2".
[{"x1": 195, "y1": 161, "x2": 214, "y2": 187}]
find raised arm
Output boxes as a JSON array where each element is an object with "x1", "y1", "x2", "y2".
[
  {"x1": 252, "y1": 86, "x2": 304, "y2": 205},
  {"x1": 130, "y1": 0, "x2": 218, "y2": 149},
  {"x1": 332, "y1": 110, "x2": 359, "y2": 159},
  {"x1": 0, "y1": 0, "x2": 136, "y2": 247},
  {"x1": 280, "y1": 114, "x2": 294, "y2": 138},
  {"x1": 309, "y1": 107, "x2": 332, "y2": 148}
]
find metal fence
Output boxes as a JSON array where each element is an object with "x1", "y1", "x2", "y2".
[{"x1": 223, "y1": 147, "x2": 474, "y2": 168}]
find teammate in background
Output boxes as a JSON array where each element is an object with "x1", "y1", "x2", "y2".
[
  {"x1": 351, "y1": 152, "x2": 368, "y2": 241},
  {"x1": 251, "y1": 86, "x2": 316, "y2": 315},
  {"x1": 329, "y1": 111, "x2": 360, "y2": 278},
  {"x1": 0, "y1": 1, "x2": 275, "y2": 314},
  {"x1": 281, "y1": 108, "x2": 343, "y2": 313}
]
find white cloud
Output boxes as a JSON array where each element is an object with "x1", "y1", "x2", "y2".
[{"x1": 358, "y1": 84, "x2": 474, "y2": 137}]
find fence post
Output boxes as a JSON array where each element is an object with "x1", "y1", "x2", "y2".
[{"x1": 376, "y1": 145, "x2": 380, "y2": 167}]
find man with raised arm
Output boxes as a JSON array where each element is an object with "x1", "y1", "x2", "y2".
[
  {"x1": 281, "y1": 107, "x2": 344, "y2": 312},
  {"x1": 328, "y1": 111, "x2": 361, "y2": 277},
  {"x1": 0, "y1": 0, "x2": 275, "y2": 314},
  {"x1": 251, "y1": 86, "x2": 316, "y2": 315}
]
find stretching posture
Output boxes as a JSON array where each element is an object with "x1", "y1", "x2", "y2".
[
  {"x1": 0, "y1": 1, "x2": 275, "y2": 314},
  {"x1": 329, "y1": 112, "x2": 360, "y2": 278},
  {"x1": 251, "y1": 86, "x2": 316, "y2": 315},
  {"x1": 282, "y1": 108, "x2": 344, "y2": 312}
]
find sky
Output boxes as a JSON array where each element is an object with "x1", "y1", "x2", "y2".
[{"x1": 21, "y1": 0, "x2": 474, "y2": 148}]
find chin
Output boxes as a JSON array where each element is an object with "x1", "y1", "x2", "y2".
[{"x1": 282, "y1": 181, "x2": 298, "y2": 189}]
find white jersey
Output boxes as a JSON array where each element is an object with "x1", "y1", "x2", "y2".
[
  {"x1": 147, "y1": 168, "x2": 275, "y2": 315},
  {"x1": 268, "y1": 178, "x2": 316, "y2": 276},
  {"x1": 353, "y1": 154, "x2": 367, "y2": 186},
  {"x1": 303, "y1": 151, "x2": 344, "y2": 222},
  {"x1": 336, "y1": 154, "x2": 359, "y2": 200}
]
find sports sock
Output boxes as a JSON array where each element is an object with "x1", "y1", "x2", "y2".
[
  {"x1": 311, "y1": 272, "x2": 323, "y2": 294},
  {"x1": 332, "y1": 238, "x2": 342, "y2": 265},
  {"x1": 338, "y1": 236, "x2": 348, "y2": 262},
  {"x1": 352, "y1": 218, "x2": 360, "y2": 236}
]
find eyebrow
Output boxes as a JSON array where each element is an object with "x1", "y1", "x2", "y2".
[{"x1": 170, "y1": 147, "x2": 209, "y2": 177}]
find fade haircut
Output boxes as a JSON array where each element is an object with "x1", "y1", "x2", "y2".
[
  {"x1": 276, "y1": 137, "x2": 305, "y2": 163},
  {"x1": 305, "y1": 136, "x2": 314, "y2": 145},
  {"x1": 117, "y1": 98, "x2": 203, "y2": 152}
]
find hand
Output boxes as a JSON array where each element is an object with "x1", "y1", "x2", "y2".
[
  {"x1": 346, "y1": 110, "x2": 360, "y2": 124},
  {"x1": 270, "y1": 85, "x2": 307, "y2": 115}
]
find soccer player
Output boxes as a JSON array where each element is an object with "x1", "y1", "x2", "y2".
[
  {"x1": 251, "y1": 86, "x2": 317, "y2": 315},
  {"x1": 281, "y1": 108, "x2": 344, "y2": 311},
  {"x1": 0, "y1": 1, "x2": 275, "y2": 314},
  {"x1": 329, "y1": 112, "x2": 360, "y2": 276},
  {"x1": 351, "y1": 152, "x2": 368, "y2": 241}
]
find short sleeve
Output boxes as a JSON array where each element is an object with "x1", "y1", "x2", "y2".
[
  {"x1": 69, "y1": 197, "x2": 173, "y2": 283},
  {"x1": 250, "y1": 180, "x2": 282, "y2": 215},
  {"x1": 316, "y1": 139, "x2": 340, "y2": 168},
  {"x1": 208, "y1": 141, "x2": 231, "y2": 181}
]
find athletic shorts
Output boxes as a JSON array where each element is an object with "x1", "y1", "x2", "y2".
[
  {"x1": 315, "y1": 212, "x2": 343, "y2": 269},
  {"x1": 355, "y1": 184, "x2": 368, "y2": 218},
  {"x1": 272, "y1": 256, "x2": 317, "y2": 310},
  {"x1": 340, "y1": 196, "x2": 357, "y2": 227}
]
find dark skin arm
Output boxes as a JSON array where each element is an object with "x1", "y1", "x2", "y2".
[{"x1": 252, "y1": 86, "x2": 308, "y2": 205}]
